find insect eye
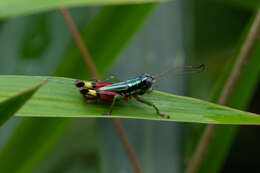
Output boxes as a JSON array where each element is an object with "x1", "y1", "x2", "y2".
[
  {"x1": 75, "y1": 80, "x2": 85, "y2": 88},
  {"x1": 145, "y1": 78, "x2": 153, "y2": 88}
]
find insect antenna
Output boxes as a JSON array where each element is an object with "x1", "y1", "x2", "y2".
[{"x1": 153, "y1": 64, "x2": 205, "y2": 82}]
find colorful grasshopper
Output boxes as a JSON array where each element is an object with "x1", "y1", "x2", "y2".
[{"x1": 75, "y1": 64, "x2": 205, "y2": 118}]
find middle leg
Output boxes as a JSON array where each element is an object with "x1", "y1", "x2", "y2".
[{"x1": 103, "y1": 94, "x2": 123, "y2": 115}]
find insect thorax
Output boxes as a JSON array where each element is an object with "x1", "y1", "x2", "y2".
[{"x1": 123, "y1": 74, "x2": 153, "y2": 96}]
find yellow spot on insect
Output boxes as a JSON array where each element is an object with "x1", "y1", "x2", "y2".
[
  {"x1": 84, "y1": 82, "x2": 94, "y2": 89},
  {"x1": 152, "y1": 79, "x2": 157, "y2": 83},
  {"x1": 88, "y1": 89, "x2": 97, "y2": 96}
]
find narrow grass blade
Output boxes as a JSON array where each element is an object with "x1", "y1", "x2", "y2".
[
  {"x1": 55, "y1": 4, "x2": 156, "y2": 78},
  {"x1": 0, "y1": 0, "x2": 163, "y2": 19},
  {"x1": 0, "y1": 75, "x2": 258, "y2": 124},
  {"x1": 192, "y1": 11, "x2": 260, "y2": 173},
  {"x1": 0, "y1": 117, "x2": 71, "y2": 173},
  {"x1": 0, "y1": 80, "x2": 47, "y2": 127}
]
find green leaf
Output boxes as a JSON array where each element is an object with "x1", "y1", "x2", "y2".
[
  {"x1": 0, "y1": 0, "x2": 162, "y2": 19},
  {"x1": 0, "y1": 5, "x2": 157, "y2": 173},
  {"x1": 0, "y1": 75, "x2": 258, "y2": 124},
  {"x1": 0, "y1": 80, "x2": 46, "y2": 127}
]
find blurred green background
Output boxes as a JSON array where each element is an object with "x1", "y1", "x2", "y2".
[{"x1": 0, "y1": 0, "x2": 259, "y2": 173}]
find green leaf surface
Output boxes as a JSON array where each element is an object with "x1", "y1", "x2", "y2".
[
  {"x1": 0, "y1": 0, "x2": 163, "y2": 19},
  {"x1": 0, "y1": 75, "x2": 258, "y2": 124},
  {"x1": 0, "y1": 80, "x2": 46, "y2": 127}
]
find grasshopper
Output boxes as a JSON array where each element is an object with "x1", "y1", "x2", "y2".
[{"x1": 75, "y1": 64, "x2": 205, "y2": 118}]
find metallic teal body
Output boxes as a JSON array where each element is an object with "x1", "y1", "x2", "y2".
[{"x1": 99, "y1": 74, "x2": 153, "y2": 96}]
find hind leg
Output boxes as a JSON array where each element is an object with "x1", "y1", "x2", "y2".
[
  {"x1": 79, "y1": 87, "x2": 99, "y2": 103},
  {"x1": 134, "y1": 96, "x2": 169, "y2": 118},
  {"x1": 103, "y1": 94, "x2": 123, "y2": 115},
  {"x1": 75, "y1": 80, "x2": 112, "y2": 89}
]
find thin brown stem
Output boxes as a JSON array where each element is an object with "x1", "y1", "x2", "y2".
[
  {"x1": 112, "y1": 119, "x2": 143, "y2": 173},
  {"x1": 60, "y1": 8, "x2": 142, "y2": 173},
  {"x1": 60, "y1": 7, "x2": 100, "y2": 79},
  {"x1": 219, "y1": 9, "x2": 260, "y2": 105},
  {"x1": 187, "y1": 8, "x2": 260, "y2": 173}
]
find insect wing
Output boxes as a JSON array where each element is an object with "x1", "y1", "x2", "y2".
[{"x1": 99, "y1": 81, "x2": 130, "y2": 92}]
